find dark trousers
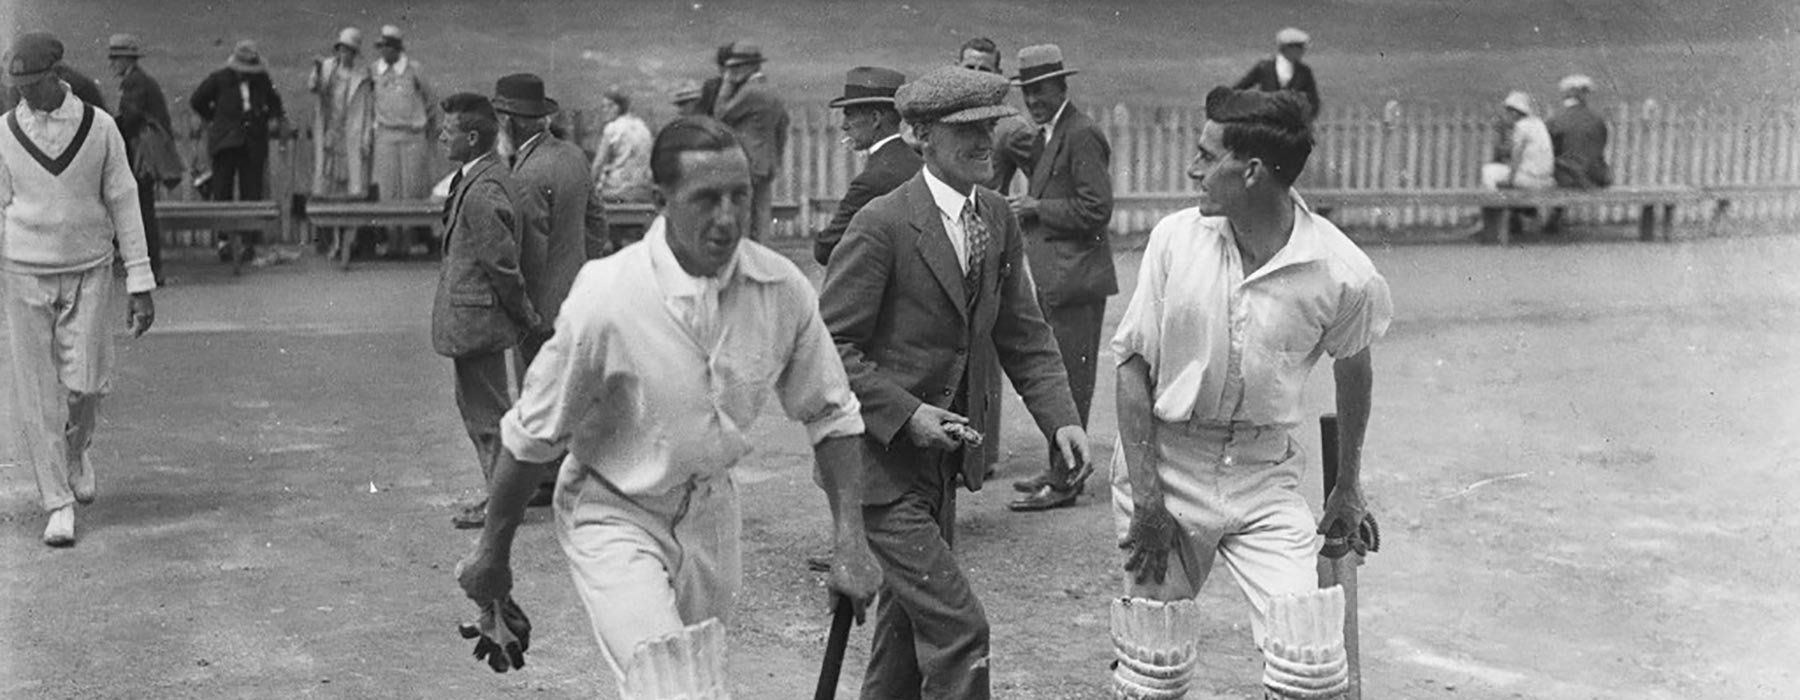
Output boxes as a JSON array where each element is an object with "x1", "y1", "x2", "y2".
[
  {"x1": 1040, "y1": 299, "x2": 1106, "y2": 475},
  {"x1": 210, "y1": 146, "x2": 267, "y2": 248},
  {"x1": 862, "y1": 451, "x2": 990, "y2": 700},
  {"x1": 453, "y1": 352, "x2": 511, "y2": 484},
  {"x1": 136, "y1": 175, "x2": 162, "y2": 282}
]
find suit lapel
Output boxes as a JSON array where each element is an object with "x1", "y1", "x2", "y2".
[
  {"x1": 1030, "y1": 106, "x2": 1077, "y2": 197},
  {"x1": 446, "y1": 156, "x2": 497, "y2": 242},
  {"x1": 906, "y1": 175, "x2": 970, "y2": 321}
]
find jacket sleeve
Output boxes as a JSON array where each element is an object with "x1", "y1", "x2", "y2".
[
  {"x1": 817, "y1": 213, "x2": 918, "y2": 446},
  {"x1": 814, "y1": 170, "x2": 881, "y2": 266},
  {"x1": 466, "y1": 180, "x2": 540, "y2": 330},
  {"x1": 1035, "y1": 126, "x2": 1114, "y2": 238},
  {"x1": 262, "y1": 76, "x2": 286, "y2": 121},
  {"x1": 189, "y1": 74, "x2": 217, "y2": 121},
  {"x1": 1232, "y1": 63, "x2": 1263, "y2": 91},
  {"x1": 116, "y1": 74, "x2": 149, "y2": 141},
  {"x1": 988, "y1": 199, "x2": 1080, "y2": 438},
  {"x1": 582, "y1": 178, "x2": 610, "y2": 259}
]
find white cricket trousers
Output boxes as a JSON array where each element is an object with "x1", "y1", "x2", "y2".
[{"x1": 2, "y1": 264, "x2": 114, "y2": 512}]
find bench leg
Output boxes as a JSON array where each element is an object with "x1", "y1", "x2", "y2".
[
  {"x1": 1712, "y1": 198, "x2": 1732, "y2": 237},
  {"x1": 1638, "y1": 204, "x2": 1656, "y2": 242},
  {"x1": 1661, "y1": 204, "x2": 1676, "y2": 241},
  {"x1": 1479, "y1": 207, "x2": 1507, "y2": 245}
]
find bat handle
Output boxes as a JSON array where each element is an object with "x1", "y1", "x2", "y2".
[
  {"x1": 814, "y1": 595, "x2": 855, "y2": 700},
  {"x1": 1319, "y1": 414, "x2": 1341, "y2": 497}
]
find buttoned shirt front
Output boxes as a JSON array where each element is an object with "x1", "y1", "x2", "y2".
[
  {"x1": 15, "y1": 84, "x2": 85, "y2": 157},
  {"x1": 1111, "y1": 197, "x2": 1393, "y2": 428},
  {"x1": 500, "y1": 217, "x2": 865, "y2": 496},
  {"x1": 921, "y1": 166, "x2": 972, "y2": 273},
  {"x1": 1275, "y1": 54, "x2": 1295, "y2": 87}
]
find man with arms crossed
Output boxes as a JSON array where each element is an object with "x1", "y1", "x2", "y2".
[
  {"x1": 1109, "y1": 87, "x2": 1391, "y2": 698},
  {"x1": 457, "y1": 116, "x2": 881, "y2": 697}
]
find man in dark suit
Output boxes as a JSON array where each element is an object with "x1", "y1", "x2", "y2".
[
  {"x1": 821, "y1": 66, "x2": 1091, "y2": 700},
  {"x1": 813, "y1": 66, "x2": 921, "y2": 266},
  {"x1": 432, "y1": 93, "x2": 540, "y2": 530},
  {"x1": 108, "y1": 34, "x2": 173, "y2": 284},
  {"x1": 713, "y1": 41, "x2": 789, "y2": 240},
  {"x1": 1006, "y1": 44, "x2": 1118, "y2": 511},
  {"x1": 189, "y1": 40, "x2": 286, "y2": 261},
  {"x1": 1233, "y1": 27, "x2": 1321, "y2": 122},
  {"x1": 1544, "y1": 74, "x2": 1613, "y2": 233}
]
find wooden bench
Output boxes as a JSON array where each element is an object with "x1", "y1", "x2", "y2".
[
  {"x1": 154, "y1": 200, "x2": 283, "y2": 275},
  {"x1": 302, "y1": 199, "x2": 446, "y2": 240},
  {"x1": 1705, "y1": 183, "x2": 1800, "y2": 230}
]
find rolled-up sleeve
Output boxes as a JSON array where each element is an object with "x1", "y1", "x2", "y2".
[
  {"x1": 1320, "y1": 273, "x2": 1394, "y2": 358},
  {"x1": 501, "y1": 300, "x2": 604, "y2": 462},
  {"x1": 777, "y1": 282, "x2": 865, "y2": 444},
  {"x1": 1110, "y1": 223, "x2": 1169, "y2": 368}
]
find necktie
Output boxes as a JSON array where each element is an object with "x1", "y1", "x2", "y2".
[{"x1": 960, "y1": 199, "x2": 989, "y2": 305}]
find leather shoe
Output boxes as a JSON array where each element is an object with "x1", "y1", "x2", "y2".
[
  {"x1": 452, "y1": 499, "x2": 488, "y2": 530},
  {"x1": 1011, "y1": 471, "x2": 1056, "y2": 493},
  {"x1": 1008, "y1": 483, "x2": 1081, "y2": 512}
]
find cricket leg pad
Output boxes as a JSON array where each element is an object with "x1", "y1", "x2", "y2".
[
  {"x1": 619, "y1": 617, "x2": 730, "y2": 700},
  {"x1": 1260, "y1": 587, "x2": 1349, "y2": 699},
  {"x1": 1110, "y1": 597, "x2": 1201, "y2": 699}
]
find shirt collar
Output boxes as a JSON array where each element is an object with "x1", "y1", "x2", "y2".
[
  {"x1": 865, "y1": 132, "x2": 904, "y2": 155},
  {"x1": 921, "y1": 165, "x2": 972, "y2": 222},
  {"x1": 459, "y1": 152, "x2": 495, "y2": 178},
  {"x1": 378, "y1": 55, "x2": 409, "y2": 75},
  {"x1": 15, "y1": 81, "x2": 81, "y2": 123},
  {"x1": 1043, "y1": 99, "x2": 1070, "y2": 135},
  {"x1": 644, "y1": 215, "x2": 784, "y2": 290},
  {"x1": 1218, "y1": 193, "x2": 1329, "y2": 279}
]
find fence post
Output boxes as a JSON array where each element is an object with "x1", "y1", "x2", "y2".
[{"x1": 1379, "y1": 100, "x2": 1403, "y2": 231}]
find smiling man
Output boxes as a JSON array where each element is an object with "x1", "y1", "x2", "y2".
[
  {"x1": 456, "y1": 116, "x2": 881, "y2": 695},
  {"x1": 1108, "y1": 86, "x2": 1391, "y2": 698},
  {"x1": 820, "y1": 66, "x2": 1091, "y2": 700}
]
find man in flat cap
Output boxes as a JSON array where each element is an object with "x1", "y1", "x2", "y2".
[
  {"x1": 712, "y1": 41, "x2": 789, "y2": 240},
  {"x1": 820, "y1": 66, "x2": 1091, "y2": 700},
  {"x1": 812, "y1": 66, "x2": 920, "y2": 266},
  {"x1": 1234, "y1": 27, "x2": 1322, "y2": 122},
  {"x1": 369, "y1": 25, "x2": 440, "y2": 257},
  {"x1": 190, "y1": 39, "x2": 287, "y2": 264},
  {"x1": 1109, "y1": 86, "x2": 1389, "y2": 699},
  {"x1": 6, "y1": 31, "x2": 107, "y2": 113},
  {"x1": 1007, "y1": 44, "x2": 1118, "y2": 512},
  {"x1": 1544, "y1": 74, "x2": 1612, "y2": 234},
  {"x1": 1, "y1": 34, "x2": 157, "y2": 547},
  {"x1": 108, "y1": 33, "x2": 176, "y2": 285}
]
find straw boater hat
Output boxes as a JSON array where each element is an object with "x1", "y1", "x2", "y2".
[
  {"x1": 335, "y1": 27, "x2": 363, "y2": 51},
  {"x1": 492, "y1": 73, "x2": 559, "y2": 117},
  {"x1": 108, "y1": 34, "x2": 145, "y2": 59},
  {"x1": 374, "y1": 25, "x2": 403, "y2": 50},
  {"x1": 6, "y1": 34, "x2": 58, "y2": 87},
  {"x1": 672, "y1": 80, "x2": 704, "y2": 106},
  {"x1": 1502, "y1": 91, "x2": 1534, "y2": 116},
  {"x1": 1558, "y1": 74, "x2": 1595, "y2": 94},
  {"x1": 227, "y1": 39, "x2": 266, "y2": 73},
  {"x1": 1276, "y1": 27, "x2": 1310, "y2": 46},
  {"x1": 1011, "y1": 44, "x2": 1079, "y2": 86},
  {"x1": 722, "y1": 41, "x2": 764, "y2": 67},
  {"x1": 828, "y1": 67, "x2": 906, "y2": 109},
  {"x1": 896, "y1": 66, "x2": 1017, "y2": 124}
]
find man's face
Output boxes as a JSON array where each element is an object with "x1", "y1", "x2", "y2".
[
  {"x1": 918, "y1": 118, "x2": 996, "y2": 191},
  {"x1": 840, "y1": 106, "x2": 884, "y2": 151},
  {"x1": 16, "y1": 77, "x2": 64, "y2": 112},
  {"x1": 335, "y1": 45, "x2": 359, "y2": 65},
  {"x1": 1279, "y1": 43, "x2": 1306, "y2": 63},
  {"x1": 438, "y1": 114, "x2": 480, "y2": 163},
  {"x1": 659, "y1": 148, "x2": 753, "y2": 277},
  {"x1": 109, "y1": 57, "x2": 133, "y2": 77},
  {"x1": 1188, "y1": 120, "x2": 1249, "y2": 218},
  {"x1": 725, "y1": 62, "x2": 759, "y2": 84},
  {"x1": 1021, "y1": 80, "x2": 1066, "y2": 126},
  {"x1": 378, "y1": 45, "x2": 402, "y2": 64},
  {"x1": 959, "y1": 48, "x2": 999, "y2": 75}
]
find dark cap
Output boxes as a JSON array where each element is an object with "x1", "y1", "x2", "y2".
[
  {"x1": 492, "y1": 73, "x2": 559, "y2": 118},
  {"x1": 7, "y1": 34, "x2": 59, "y2": 87}
]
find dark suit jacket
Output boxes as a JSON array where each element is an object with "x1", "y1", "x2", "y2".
[
  {"x1": 432, "y1": 154, "x2": 539, "y2": 358},
  {"x1": 1547, "y1": 103, "x2": 1612, "y2": 189},
  {"x1": 115, "y1": 66, "x2": 172, "y2": 148},
  {"x1": 1233, "y1": 58, "x2": 1321, "y2": 121},
  {"x1": 820, "y1": 173, "x2": 1080, "y2": 504},
  {"x1": 512, "y1": 133, "x2": 608, "y2": 323},
  {"x1": 985, "y1": 113, "x2": 1042, "y2": 194},
  {"x1": 714, "y1": 78, "x2": 789, "y2": 180},
  {"x1": 189, "y1": 67, "x2": 285, "y2": 157},
  {"x1": 696, "y1": 76, "x2": 724, "y2": 117},
  {"x1": 813, "y1": 135, "x2": 922, "y2": 265},
  {"x1": 1024, "y1": 104, "x2": 1117, "y2": 308}
]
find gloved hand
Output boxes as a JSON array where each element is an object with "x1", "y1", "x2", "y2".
[
  {"x1": 1121, "y1": 498, "x2": 1179, "y2": 585},
  {"x1": 457, "y1": 597, "x2": 532, "y2": 673}
]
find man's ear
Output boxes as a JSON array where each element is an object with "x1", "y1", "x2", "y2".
[{"x1": 1244, "y1": 157, "x2": 1270, "y2": 188}]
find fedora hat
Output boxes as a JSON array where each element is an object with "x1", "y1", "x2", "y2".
[
  {"x1": 492, "y1": 73, "x2": 559, "y2": 117},
  {"x1": 1012, "y1": 44, "x2": 1079, "y2": 86},
  {"x1": 226, "y1": 39, "x2": 266, "y2": 74},
  {"x1": 108, "y1": 33, "x2": 145, "y2": 59},
  {"x1": 722, "y1": 41, "x2": 765, "y2": 67},
  {"x1": 829, "y1": 66, "x2": 905, "y2": 109}
]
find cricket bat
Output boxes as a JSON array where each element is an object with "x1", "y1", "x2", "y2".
[
  {"x1": 813, "y1": 595, "x2": 855, "y2": 700},
  {"x1": 1317, "y1": 413, "x2": 1363, "y2": 700}
]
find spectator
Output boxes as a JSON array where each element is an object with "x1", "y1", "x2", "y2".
[
  {"x1": 308, "y1": 28, "x2": 374, "y2": 199},
  {"x1": 812, "y1": 66, "x2": 918, "y2": 266},
  {"x1": 1544, "y1": 74, "x2": 1613, "y2": 233},
  {"x1": 369, "y1": 25, "x2": 440, "y2": 257},
  {"x1": 1234, "y1": 27, "x2": 1321, "y2": 122},
  {"x1": 694, "y1": 43, "x2": 732, "y2": 116},
  {"x1": 1479, "y1": 91, "x2": 1554, "y2": 237},
  {"x1": 107, "y1": 33, "x2": 176, "y2": 285},
  {"x1": 957, "y1": 37, "x2": 1041, "y2": 194},
  {"x1": 712, "y1": 41, "x2": 789, "y2": 240},
  {"x1": 189, "y1": 39, "x2": 286, "y2": 263},
  {"x1": 590, "y1": 86, "x2": 654, "y2": 204},
  {"x1": 671, "y1": 79, "x2": 705, "y2": 116}
]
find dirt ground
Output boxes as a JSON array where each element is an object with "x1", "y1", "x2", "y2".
[{"x1": 2, "y1": 225, "x2": 1797, "y2": 699}]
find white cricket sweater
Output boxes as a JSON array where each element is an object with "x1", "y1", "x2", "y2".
[{"x1": 0, "y1": 95, "x2": 155, "y2": 293}]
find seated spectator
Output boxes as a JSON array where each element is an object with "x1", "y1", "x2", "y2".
[
  {"x1": 1544, "y1": 75, "x2": 1612, "y2": 233},
  {"x1": 1481, "y1": 91, "x2": 1554, "y2": 191}
]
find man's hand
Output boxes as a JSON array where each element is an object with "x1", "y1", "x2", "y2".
[
  {"x1": 1006, "y1": 193, "x2": 1040, "y2": 219},
  {"x1": 127, "y1": 292, "x2": 155, "y2": 337},
  {"x1": 903, "y1": 403, "x2": 968, "y2": 452},
  {"x1": 456, "y1": 548, "x2": 512, "y2": 603},
  {"x1": 826, "y1": 537, "x2": 882, "y2": 625},
  {"x1": 1120, "y1": 497, "x2": 1179, "y2": 585},
  {"x1": 456, "y1": 597, "x2": 532, "y2": 673},
  {"x1": 1053, "y1": 425, "x2": 1092, "y2": 484},
  {"x1": 1317, "y1": 480, "x2": 1367, "y2": 542}
]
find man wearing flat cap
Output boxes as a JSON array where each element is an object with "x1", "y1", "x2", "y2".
[
  {"x1": 812, "y1": 66, "x2": 920, "y2": 266},
  {"x1": 1007, "y1": 44, "x2": 1118, "y2": 512},
  {"x1": 1109, "y1": 86, "x2": 1389, "y2": 699},
  {"x1": 190, "y1": 39, "x2": 287, "y2": 263},
  {"x1": 820, "y1": 66, "x2": 1091, "y2": 700},
  {"x1": 1, "y1": 33, "x2": 157, "y2": 547},
  {"x1": 1544, "y1": 74, "x2": 1612, "y2": 234},
  {"x1": 5, "y1": 32, "x2": 107, "y2": 113},
  {"x1": 712, "y1": 41, "x2": 789, "y2": 240},
  {"x1": 108, "y1": 33, "x2": 176, "y2": 285},
  {"x1": 1234, "y1": 27, "x2": 1322, "y2": 122}
]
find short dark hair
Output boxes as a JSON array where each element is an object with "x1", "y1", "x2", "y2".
[
  {"x1": 1204, "y1": 86, "x2": 1313, "y2": 186},
  {"x1": 651, "y1": 116, "x2": 743, "y2": 187},
  {"x1": 959, "y1": 37, "x2": 1000, "y2": 71},
  {"x1": 604, "y1": 88, "x2": 632, "y2": 114},
  {"x1": 440, "y1": 92, "x2": 498, "y2": 151}
]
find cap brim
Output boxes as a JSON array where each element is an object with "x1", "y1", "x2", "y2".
[
  {"x1": 723, "y1": 57, "x2": 765, "y2": 67},
  {"x1": 938, "y1": 104, "x2": 1018, "y2": 124},
  {"x1": 828, "y1": 96, "x2": 896, "y2": 109},
  {"x1": 1011, "y1": 68, "x2": 1079, "y2": 86},
  {"x1": 5, "y1": 70, "x2": 51, "y2": 87}
]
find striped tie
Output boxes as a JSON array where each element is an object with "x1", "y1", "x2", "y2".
[{"x1": 960, "y1": 198, "x2": 988, "y2": 304}]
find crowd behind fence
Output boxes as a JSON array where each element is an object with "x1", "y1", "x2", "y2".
[{"x1": 161, "y1": 98, "x2": 1800, "y2": 247}]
